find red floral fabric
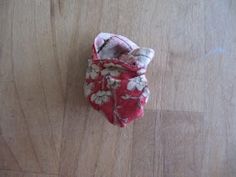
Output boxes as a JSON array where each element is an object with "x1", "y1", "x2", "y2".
[{"x1": 84, "y1": 33, "x2": 154, "y2": 127}]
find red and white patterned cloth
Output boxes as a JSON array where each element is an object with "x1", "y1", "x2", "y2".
[{"x1": 84, "y1": 33, "x2": 154, "y2": 127}]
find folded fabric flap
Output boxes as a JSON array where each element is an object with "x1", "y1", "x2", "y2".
[
  {"x1": 91, "y1": 58, "x2": 143, "y2": 73},
  {"x1": 131, "y1": 48, "x2": 154, "y2": 65},
  {"x1": 130, "y1": 48, "x2": 155, "y2": 59},
  {"x1": 93, "y1": 32, "x2": 138, "y2": 60}
]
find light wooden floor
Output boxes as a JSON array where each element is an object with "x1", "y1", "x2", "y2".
[{"x1": 1, "y1": 0, "x2": 236, "y2": 177}]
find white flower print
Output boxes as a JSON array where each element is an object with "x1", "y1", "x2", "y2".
[
  {"x1": 84, "y1": 82, "x2": 94, "y2": 96},
  {"x1": 107, "y1": 77, "x2": 120, "y2": 89},
  {"x1": 101, "y1": 68, "x2": 119, "y2": 77},
  {"x1": 101, "y1": 63, "x2": 122, "y2": 77},
  {"x1": 135, "y1": 58, "x2": 151, "y2": 68},
  {"x1": 142, "y1": 87, "x2": 150, "y2": 97},
  {"x1": 88, "y1": 59, "x2": 92, "y2": 66},
  {"x1": 104, "y1": 63, "x2": 123, "y2": 69},
  {"x1": 127, "y1": 75, "x2": 147, "y2": 91},
  {"x1": 91, "y1": 90, "x2": 111, "y2": 105},
  {"x1": 137, "y1": 68, "x2": 146, "y2": 74},
  {"x1": 86, "y1": 64, "x2": 100, "y2": 79},
  {"x1": 142, "y1": 87, "x2": 150, "y2": 102}
]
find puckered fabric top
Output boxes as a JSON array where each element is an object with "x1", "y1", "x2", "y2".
[{"x1": 84, "y1": 32, "x2": 154, "y2": 127}]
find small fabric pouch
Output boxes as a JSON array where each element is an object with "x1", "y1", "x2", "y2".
[{"x1": 84, "y1": 33, "x2": 154, "y2": 127}]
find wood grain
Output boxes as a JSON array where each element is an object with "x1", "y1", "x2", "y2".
[
  {"x1": 1, "y1": 0, "x2": 236, "y2": 177},
  {"x1": 0, "y1": 170, "x2": 57, "y2": 177}
]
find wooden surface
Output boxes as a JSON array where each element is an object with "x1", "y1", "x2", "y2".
[{"x1": 1, "y1": 0, "x2": 236, "y2": 177}]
